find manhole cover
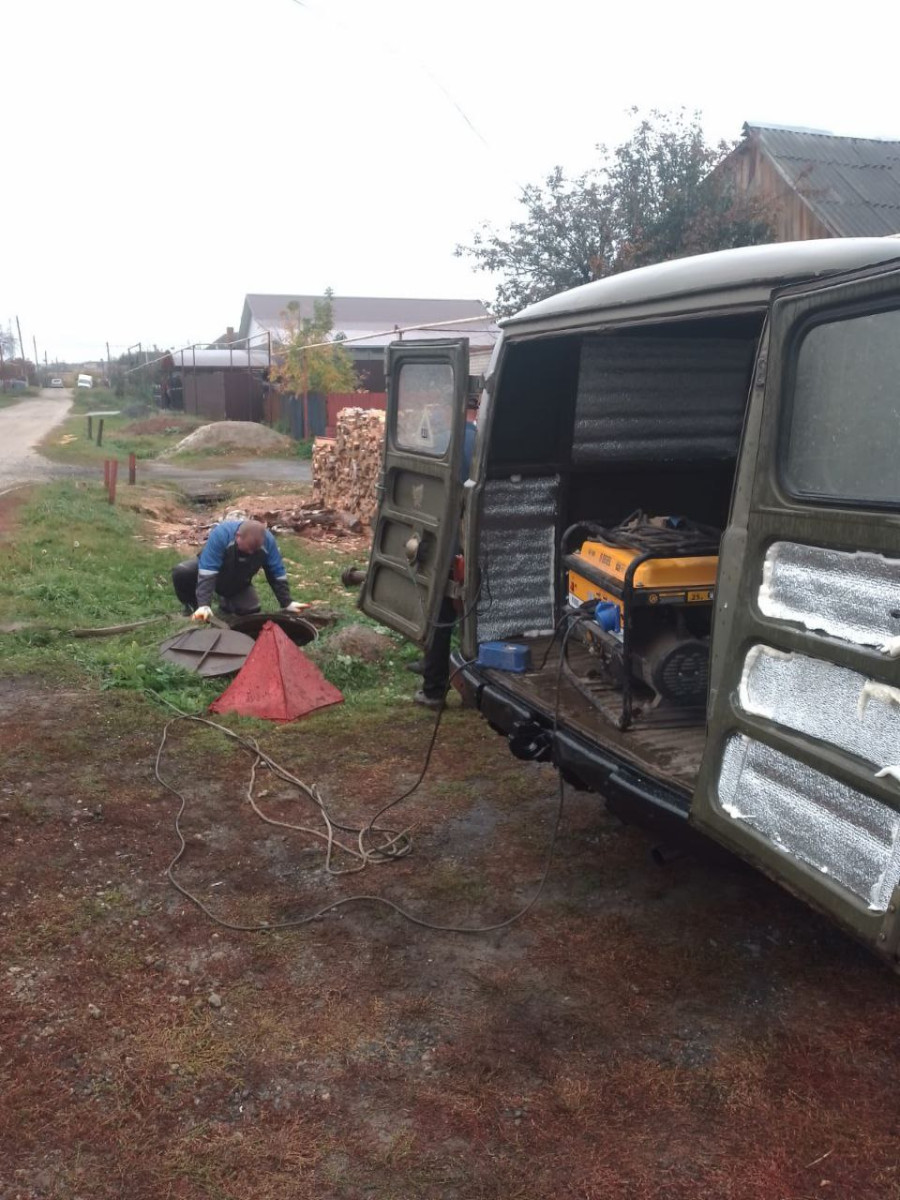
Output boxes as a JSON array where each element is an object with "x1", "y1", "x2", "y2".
[{"x1": 159, "y1": 626, "x2": 256, "y2": 676}]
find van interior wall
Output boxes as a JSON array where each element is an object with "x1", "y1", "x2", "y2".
[
  {"x1": 478, "y1": 318, "x2": 762, "y2": 644},
  {"x1": 566, "y1": 328, "x2": 759, "y2": 531}
]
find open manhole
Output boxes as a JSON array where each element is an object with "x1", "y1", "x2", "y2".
[{"x1": 227, "y1": 612, "x2": 318, "y2": 646}]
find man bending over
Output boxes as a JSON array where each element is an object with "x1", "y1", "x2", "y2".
[{"x1": 172, "y1": 518, "x2": 303, "y2": 621}]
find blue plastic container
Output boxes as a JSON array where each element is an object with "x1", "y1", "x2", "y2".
[{"x1": 476, "y1": 641, "x2": 532, "y2": 672}]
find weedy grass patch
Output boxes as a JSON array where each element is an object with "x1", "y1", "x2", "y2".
[
  {"x1": 0, "y1": 387, "x2": 39, "y2": 409},
  {"x1": 38, "y1": 387, "x2": 206, "y2": 465},
  {"x1": 0, "y1": 479, "x2": 419, "y2": 718}
]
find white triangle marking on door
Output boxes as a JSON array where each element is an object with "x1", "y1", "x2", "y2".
[{"x1": 418, "y1": 408, "x2": 434, "y2": 448}]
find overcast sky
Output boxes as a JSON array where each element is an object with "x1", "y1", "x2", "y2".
[{"x1": 5, "y1": 0, "x2": 900, "y2": 364}]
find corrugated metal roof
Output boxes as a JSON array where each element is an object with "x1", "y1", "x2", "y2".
[
  {"x1": 240, "y1": 294, "x2": 499, "y2": 342},
  {"x1": 748, "y1": 125, "x2": 900, "y2": 237},
  {"x1": 169, "y1": 348, "x2": 269, "y2": 370}
]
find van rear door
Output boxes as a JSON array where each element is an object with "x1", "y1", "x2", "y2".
[
  {"x1": 360, "y1": 339, "x2": 469, "y2": 645},
  {"x1": 692, "y1": 259, "x2": 900, "y2": 963}
]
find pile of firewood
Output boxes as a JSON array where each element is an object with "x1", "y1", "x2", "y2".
[{"x1": 311, "y1": 408, "x2": 386, "y2": 527}]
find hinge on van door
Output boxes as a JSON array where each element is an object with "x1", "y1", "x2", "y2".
[{"x1": 754, "y1": 353, "x2": 768, "y2": 390}]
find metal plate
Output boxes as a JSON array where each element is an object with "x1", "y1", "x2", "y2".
[{"x1": 159, "y1": 627, "x2": 256, "y2": 676}]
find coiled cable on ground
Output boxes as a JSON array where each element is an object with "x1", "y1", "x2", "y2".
[{"x1": 150, "y1": 625, "x2": 579, "y2": 935}]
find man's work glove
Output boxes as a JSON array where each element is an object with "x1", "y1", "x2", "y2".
[
  {"x1": 284, "y1": 601, "x2": 309, "y2": 613},
  {"x1": 192, "y1": 606, "x2": 214, "y2": 622}
]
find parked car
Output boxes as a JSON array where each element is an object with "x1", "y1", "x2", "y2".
[
  {"x1": 76, "y1": 374, "x2": 93, "y2": 389},
  {"x1": 361, "y1": 236, "x2": 900, "y2": 968},
  {"x1": 50, "y1": 378, "x2": 64, "y2": 388}
]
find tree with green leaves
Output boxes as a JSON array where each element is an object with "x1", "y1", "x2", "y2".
[
  {"x1": 456, "y1": 109, "x2": 776, "y2": 315},
  {"x1": 270, "y1": 289, "x2": 357, "y2": 398}
]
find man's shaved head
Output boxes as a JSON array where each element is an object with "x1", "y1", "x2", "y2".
[{"x1": 236, "y1": 519, "x2": 266, "y2": 551}]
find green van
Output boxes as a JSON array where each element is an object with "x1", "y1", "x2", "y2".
[{"x1": 361, "y1": 237, "x2": 900, "y2": 966}]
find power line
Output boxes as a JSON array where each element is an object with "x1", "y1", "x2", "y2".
[{"x1": 285, "y1": 0, "x2": 494, "y2": 155}]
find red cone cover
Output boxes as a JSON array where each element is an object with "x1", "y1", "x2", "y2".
[{"x1": 209, "y1": 621, "x2": 343, "y2": 722}]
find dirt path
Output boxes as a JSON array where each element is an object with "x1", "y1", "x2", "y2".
[
  {"x1": 3, "y1": 679, "x2": 900, "y2": 1198},
  {"x1": 0, "y1": 388, "x2": 81, "y2": 491}
]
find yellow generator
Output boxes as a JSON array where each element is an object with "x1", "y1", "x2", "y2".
[{"x1": 563, "y1": 512, "x2": 720, "y2": 728}]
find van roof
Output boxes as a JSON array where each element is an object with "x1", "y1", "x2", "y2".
[{"x1": 503, "y1": 238, "x2": 900, "y2": 333}]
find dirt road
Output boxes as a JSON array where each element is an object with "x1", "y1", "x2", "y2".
[{"x1": 0, "y1": 388, "x2": 75, "y2": 491}]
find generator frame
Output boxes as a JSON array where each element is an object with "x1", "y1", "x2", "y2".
[{"x1": 561, "y1": 521, "x2": 718, "y2": 731}]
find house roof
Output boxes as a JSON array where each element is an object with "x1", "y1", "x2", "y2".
[
  {"x1": 169, "y1": 348, "x2": 269, "y2": 370},
  {"x1": 745, "y1": 124, "x2": 900, "y2": 237},
  {"x1": 239, "y1": 294, "x2": 500, "y2": 348}
]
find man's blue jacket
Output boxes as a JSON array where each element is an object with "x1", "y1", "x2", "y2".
[{"x1": 196, "y1": 521, "x2": 291, "y2": 608}]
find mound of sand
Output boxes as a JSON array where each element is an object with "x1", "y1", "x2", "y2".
[
  {"x1": 162, "y1": 421, "x2": 294, "y2": 457},
  {"x1": 325, "y1": 624, "x2": 396, "y2": 662}
]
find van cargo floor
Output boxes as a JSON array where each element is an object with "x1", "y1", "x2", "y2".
[{"x1": 482, "y1": 638, "x2": 707, "y2": 795}]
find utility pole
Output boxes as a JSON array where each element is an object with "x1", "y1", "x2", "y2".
[
  {"x1": 15, "y1": 316, "x2": 26, "y2": 379},
  {"x1": 32, "y1": 336, "x2": 39, "y2": 382}
]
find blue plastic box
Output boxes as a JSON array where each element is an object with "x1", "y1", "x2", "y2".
[{"x1": 476, "y1": 641, "x2": 532, "y2": 672}]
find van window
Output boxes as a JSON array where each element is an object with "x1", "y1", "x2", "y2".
[
  {"x1": 393, "y1": 362, "x2": 453, "y2": 457},
  {"x1": 784, "y1": 306, "x2": 900, "y2": 505}
]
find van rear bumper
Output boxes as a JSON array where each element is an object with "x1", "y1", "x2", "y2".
[{"x1": 452, "y1": 655, "x2": 696, "y2": 842}]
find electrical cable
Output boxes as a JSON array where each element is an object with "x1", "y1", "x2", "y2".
[
  {"x1": 285, "y1": 0, "x2": 496, "y2": 158},
  {"x1": 151, "y1": 635, "x2": 571, "y2": 935},
  {"x1": 403, "y1": 554, "x2": 487, "y2": 631}
]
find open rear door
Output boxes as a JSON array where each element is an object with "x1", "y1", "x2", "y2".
[
  {"x1": 692, "y1": 258, "x2": 900, "y2": 963},
  {"x1": 360, "y1": 339, "x2": 468, "y2": 645}
]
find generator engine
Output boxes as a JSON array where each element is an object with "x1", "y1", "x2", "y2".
[{"x1": 563, "y1": 512, "x2": 720, "y2": 728}]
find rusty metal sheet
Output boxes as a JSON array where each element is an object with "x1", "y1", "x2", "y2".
[{"x1": 159, "y1": 627, "x2": 256, "y2": 677}]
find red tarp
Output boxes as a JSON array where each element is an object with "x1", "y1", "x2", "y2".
[{"x1": 209, "y1": 620, "x2": 343, "y2": 722}]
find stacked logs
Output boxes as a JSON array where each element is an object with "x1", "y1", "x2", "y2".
[{"x1": 311, "y1": 408, "x2": 386, "y2": 528}]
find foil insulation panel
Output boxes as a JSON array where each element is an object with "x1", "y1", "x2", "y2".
[
  {"x1": 572, "y1": 335, "x2": 753, "y2": 465},
  {"x1": 718, "y1": 733, "x2": 900, "y2": 911},
  {"x1": 476, "y1": 475, "x2": 558, "y2": 642},
  {"x1": 759, "y1": 541, "x2": 900, "y2": 650},
  {"x1": 739, "y1": 645, "x2": 900, "y2": 770}
]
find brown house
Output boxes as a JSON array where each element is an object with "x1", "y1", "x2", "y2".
[
  {"x1": 165, "y1": 347, "x2": 270, "y2": 422},
  {"x1": 721, "y1": 123, "x2": 900, "y2": 241}
]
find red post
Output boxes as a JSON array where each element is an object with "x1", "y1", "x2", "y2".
[
  {"x1": 103, "y1": 459, "x2": 110, "y2": 489},
  {"x1": 128, "y1": 452, "x2": 136, "y2": 485},
  {"x1": 108, "y1": 459, "x2": 118, "y2": 505}
]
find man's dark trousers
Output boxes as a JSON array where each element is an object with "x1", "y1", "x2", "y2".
[
  {"x1": 171, "y1": 558, "x2": 262, "y2": 614},
  {"x1": 421, "y1": 596, "x2": 457, "y2": 700}
]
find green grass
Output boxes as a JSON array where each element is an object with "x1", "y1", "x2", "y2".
[
  {"x1": 0, "y1": 479, "x2": 422, "y2": 718},
  {"x1": 0, "y1": 387, "x2": 38, "y2": 409},
  {"x1": 41, "y1": 386, "x2": 300, "y2": 467},
  {"x1": 38, "y1": 387, "x2": 206, "y2": 466}
]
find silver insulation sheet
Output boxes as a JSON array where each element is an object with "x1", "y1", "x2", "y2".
[
  {"x1": 572, "y1": 336, "x2": 753, "y2": 465},
  {"x1": 739, "y1": 645, "x2": 900, "y2": 770},
  {"x1": 718, "y1": 733, "x2": 900, "y2": 911},
  {"x1": 476, "y1": 475, "x2": 558, "y2": 642},
  {"x1": 759, "y1": 541, "x2": 900, "y2": 650}
]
